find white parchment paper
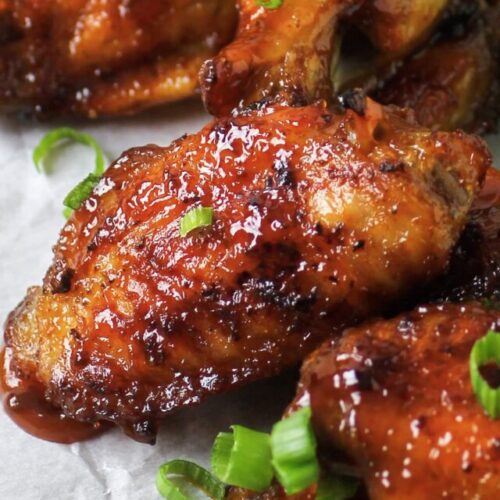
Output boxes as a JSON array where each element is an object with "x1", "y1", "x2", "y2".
[{"x1": 0, "y1": 100, "x2": 498, "y2": 500}]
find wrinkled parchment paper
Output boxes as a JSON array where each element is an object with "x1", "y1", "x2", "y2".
[{"x1": 0, "y1": 100, "x2": 499, "y2": 499}]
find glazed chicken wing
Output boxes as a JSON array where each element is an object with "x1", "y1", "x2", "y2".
[
  {"x1": 201, "y1": 0, "x2": 454, "y2": 116},
  {"x1": 233, "y1": 303, "x2": 500, "y2": 499},
  {"x1": 373, "y1": 2, "x2": 500, "y2": 133},
  {"x1": 2, "y1": 99, "x2": 490, "y2": 442},
  {"x1": 229, "y1": 168, "x2": 500, "y2": 499},
  {"x1": 0, "y1": 0, "x2": 236, "y2": 117}
]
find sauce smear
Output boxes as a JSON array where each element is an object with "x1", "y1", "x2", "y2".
[{"x1": 0, "y1": 348, "x2": 106, "y2": 443}]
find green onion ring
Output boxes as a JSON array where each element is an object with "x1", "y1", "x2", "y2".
[
  {"x1": 179, "y1": 206, "x2": 214, "y2": 237},
  {"x1": 33, "y1": 127, "x2": 107, "y2": 217},
  {"x1": 255, "y1": 0, "x2": 283, "y2": 9},
  {"x1": 211, "y1": 425, "x2": 273, "y2": 492},
  {"x1": 33, "y1": 127, "x2": 106, "y2": 175},
  {"x1": 271, "y1": 407, "x2": 320, "y2": 495},
  {"x1": 470, "y1": 330, "x2": 500, "y2": 419},
  {"x1": 156, "y1": 459, "x2": 226, "y2": 500}
]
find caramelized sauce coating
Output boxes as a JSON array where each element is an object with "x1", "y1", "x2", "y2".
[
  {"x1": 201, "y1": 0, "x2": 356, "y2": 117},
  {"x1": 2, "y1": 100, "x2": 489, "y2": 442},
  {"x1": 201, "y1": 0, "x2": 456, "y2": 117},
  {"x1": 427, "y1": 169, "x2": 500, "y2": 303},
  {"x1": 230, "y1": 169, "x2": 500, "y2": 500},
  {"x1": 0, "y1": 0, "x2": 237, "y2": 117},
  {"x1": 294, "y1": 303, "x2": 500, "y2": 499},
  {"x1": 375, "y1": 23, "x2": 499, "y2": 133}
]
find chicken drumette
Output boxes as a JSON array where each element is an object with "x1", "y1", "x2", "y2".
[{"x1": 2, "y1": 98, "x2": 489, "y2": 442}]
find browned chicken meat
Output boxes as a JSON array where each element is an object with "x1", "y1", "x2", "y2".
[
  {"x1": 245, "y1": 303, "x2": 500, "y2": 499},
  {"x1": 1, "y1": 99, "x2": 490, "y2": 442},
  {"x1": 229, "y1": 169, "x2": 500, "y2": 499},
  {"x1": 0, "y1": 0, "x2": 237, "y2": 117},
  {"x1": 1, "y1": 0, "x2": 497, "y2": 121},
  {"x1": 201, "y1": 0, "x2": 488, "y2": 116},
  {"x1": 373, "y1": 2, "x2": 500, "y2": 133}
]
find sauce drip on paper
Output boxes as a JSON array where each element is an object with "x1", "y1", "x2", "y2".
[{"x1": 0, "y1": 348, "x2": 105, "y2": 443}]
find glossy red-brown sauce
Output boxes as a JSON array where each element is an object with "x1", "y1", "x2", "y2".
[
  {"x1": 472, "y1": 167, "x2": 500, "y2": 210},
  {"x1": 0, "y1": 347, "x2": 105, "y2": 443},
  {"x1": 2, "y1": 168, "x2": 499, "y2": 444}
]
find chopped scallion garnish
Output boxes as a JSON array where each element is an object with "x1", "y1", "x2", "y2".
[
  {"x1": 470, "y1": 330, "x2": 500, "y2": 419},
  {"x1": 316, "y1": 474, "x2": 359, "y2": 500},
  {"x1": 256, "y1": 0, "x2": 283, "y2": 8},
  {"x1": 63, "y1": 173, "x2": 102, "y2": 210},
  {"x1": 156, "y1": 459, "x2": 226, "y2": 500},
  {"x1": 180, "y1": 207, "x2": 214, "y2": 237},
  {"x1": 33, "y1": 127, "x2": 107, "y2": 217},
  {"x1": 271, "y1": 407, "x2": 320, "y2": 495},
  {"x1": 33, "y1": 127, "x2": 106, "y2": 175},
  {"x1": 157, "y1": 406, "x2": 335, "y2": 498},
  {"x1": 211, "y1": 425, "x2": 273, "y2": 492}
]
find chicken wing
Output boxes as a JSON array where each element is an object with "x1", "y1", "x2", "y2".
[
  {"x1": 0, "y1": 0, "x2": 237, "y2": 117},
  {"x1": 271, "y1": 303, "x2": 499, "y2": 499},
  {"x1": 426, "y1": 168, "x2": 500, "y2": 304},
  {"x1": 2, "y1": 99, "x2": 489, "y2": 443},
  {"x1": 200, "y1": 0, "x2": 458, "y2": 117},
  {"x1": 230, "y1": 169, "x2": 500, "y2": 499},
  {"x1": 374, "y1": 3, "x2": 500, "y2": 133}
]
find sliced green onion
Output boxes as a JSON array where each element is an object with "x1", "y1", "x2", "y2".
[
  {"x1": 256, "y1": 0, "x2": 283, "y2": 8},
  {"x1": 63, "y1": 173, "x2": 101, "y2": 210},
  {"x1": 316, "y1": 475, "x2": 359, "y2": 500},
  {"x1": 180, "y1": 207, "x2": 214, "y2": 237},
  {"x1": 271, "y1": 407, "x2": 320, "y2": 495},
  {"x1": 470, "y1": 330, "x2": 500, "y2": 419},
  {"x1": 211, "y1": 425, "x2": 273, "y2": 492},
  {"x1": 33, "y1": 127, "x2": 106, "y2": 175},
  {"x1": 33, "y1": 127, "x2": 107, "y2": 217},
  {"x1": 62, "y1": 207, "x2": 74, "y2": 220},
  {"x1": 156, "y1": 459, "x2": 226, "y2": 500}
]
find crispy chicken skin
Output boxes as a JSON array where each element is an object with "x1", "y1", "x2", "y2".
[
  {"x1": 232, "y1": 304, "x2": 500, "y2": 499},
  {"x1": 374, "y1": 7, "x2": 500, "y2": 133},
  {"x1": 228, "y1": 168, "x2": 500, "y2": 499},
  {"x1": 2, "y1": 100, "x2": 490, "y2": 442},
  {"x1": 201, "y1": 0, "x2": 452, "y2": 116},
  {"x1": 0, "y1": 0, "x2": 236, "y2": 117},
  {"x1": 308, "y1": 304, "x2": 500, "y2": 499},
  {"x1": 427, "y1": 169, "x2": 500, "y2": 303}
]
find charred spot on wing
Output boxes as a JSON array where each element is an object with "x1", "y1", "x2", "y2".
[
  {"x1": 353, "y1": 240, "x2": 365, "y2": 251},
  {"x1": 379, "y1": 161, "x2": 407, "y2": 173},
  {"x1": 354, "y1": 368, "x2": 374, "y2": 391},
  {"x1": 339, "y1": 88, "x2": 367, "y2": 116},
  {"x1": 289, "y1": 90, "x2": 310, "y2": 108},
  {"x1": 47, "y1": 266, "x2": 75, "y2": 294},
  {"x1": 273, "y1": 156, "x2": 296, "y2": 188},
  {"x1": 87, "y1": 241, "x2": 98, "y2": 252},
  {"x1": 235, "y1": 95, "x2": 276, "y2": 116},
  {"x1": 125, "y1": 419, "x2": 158, "y2": 445}
]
